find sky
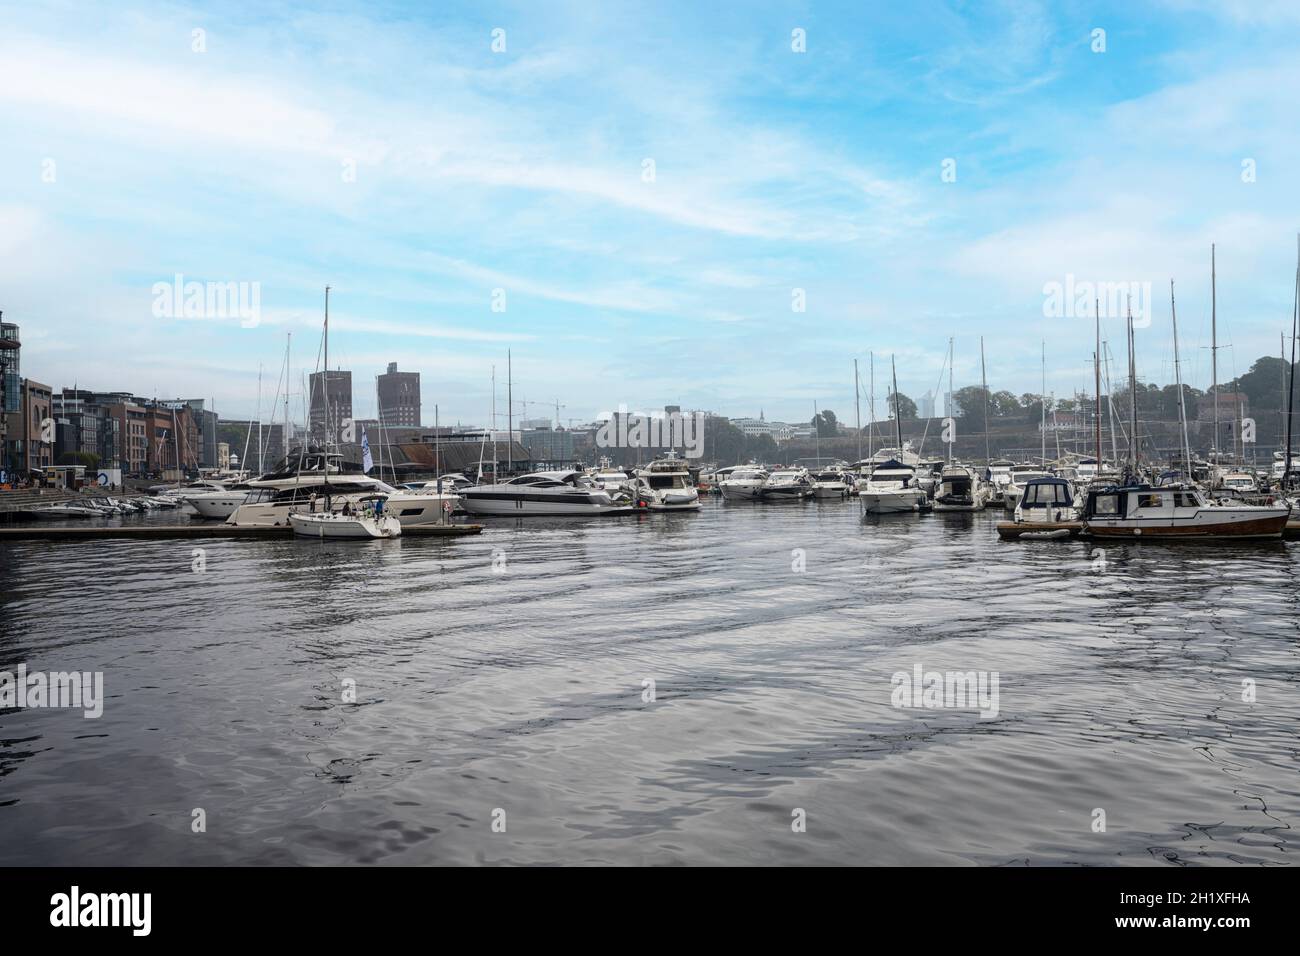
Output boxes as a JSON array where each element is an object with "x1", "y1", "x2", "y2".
[{"x1": 3, "y1": 0, "x2": 1299, "y2": 429}]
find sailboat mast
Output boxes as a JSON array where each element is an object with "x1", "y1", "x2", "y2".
[
  {"x1": 947, "y1": 336, "x2": 954, "y2": 464},
  {"x1": 1040, "y1": 340, "x2": 1046, "y2": 463},
  {"x1": 1170, "y1": 280, "x2": 1192, "y2": 473},
  {"x1": 323, "y1": 285, "x2": 330, "y2": 503},
  {"x1": 1211, "y1": 244, "x2": 1219, "y2": 463},
  {"x1": 1127, "y1": 300, "x2": 1138, "y2": 472},
  {"x1": 1286, "y1": 235, "x2": 1300, "y2": 487},
  {"x1": 980, "y1": 336, "x2": 990, "y2": 465},
  {"x1": 869, "y1": 352, "x2": 875, "y2": 458},
  {"x1": 814, "y1": 400, "x2": 821, "y2": 464},
  {"x1": 853, "y1": 361, "x2": 861, "y2": 463},
  {"x1": 891, "y1": 355, "x2": 903, "y2": 452},
  {"x1": 1094, "y1": 299, "x2": 1102, "y2": 468},
  {"x1": 491, "y1": 366, "x2": 497, "y2": 482},
  {"x1": 506, "y1": 350, "x2": 513, "y2": 477}
]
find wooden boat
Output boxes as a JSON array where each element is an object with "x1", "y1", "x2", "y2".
[{"x1": 1080, "y1": 484, "x2": 1289, "y2": 539}]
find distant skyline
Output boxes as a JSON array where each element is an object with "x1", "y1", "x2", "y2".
[{"x1": 3, "y1": 1, "x2": 1300, "y2": 428}]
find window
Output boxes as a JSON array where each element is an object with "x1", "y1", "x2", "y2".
[
  {"x1": 1138, "y1": 494, "x2": 1163, "y2": 509},
  {"x1": 1094, "y1": 495, "x2": 1119, "y2": 515},
  {"x1": 1174, "y1": 492, "x2": 1199, "y2": 508}
]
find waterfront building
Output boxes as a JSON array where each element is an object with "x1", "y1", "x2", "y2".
[
  {"x1": 377, "y1": 362, "x2": 421, "y2": 427},
  {"x1": 309, "y1": 369, "x2": 353, "y2": 443}
]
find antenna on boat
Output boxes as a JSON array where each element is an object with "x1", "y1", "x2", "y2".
[{"x1": 853, "y1": 360, "x2": 861, "y2": 464}]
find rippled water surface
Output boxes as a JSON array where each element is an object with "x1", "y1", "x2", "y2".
[{"x1": 2, "y1": 499, "x2": 1298, "y2": 866}]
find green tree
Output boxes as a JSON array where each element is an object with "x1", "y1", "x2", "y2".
[
  {"x1": 812, "y1": 409, "x2": 839, "y2": 437},
  {"x1": 888, "y1": 390, "x2": 917, "y2": 420}
]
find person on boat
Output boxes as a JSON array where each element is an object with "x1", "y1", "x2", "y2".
[{"x1": 342, "y1": 501, "x2": 353, "y2": 516}]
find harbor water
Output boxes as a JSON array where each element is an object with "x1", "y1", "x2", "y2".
[{"x1": 2, "y1": 498, "x2": 1298, "y2": 865}]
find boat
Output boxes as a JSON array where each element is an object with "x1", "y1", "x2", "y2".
[
  {"x1": 933, "y1": 465, "x2": 988, "y2": 511},
  {"x1": 1013, "y1": 476, "x2": 1078, "y2": 523},
  {"x1": 986, "y1": 459, "x2": 1016, "y2": 499},
  {"x1": 761, "y1": 467, "x2": 813, "y2": 501},
  {"x1": 459, "y1": 470, "x2": 631, "y2": 516},
  {"x1": 288, "y1": 498, "x2": 402, "y2": 539},
  {"x1": 184, "y1": 484, "x2": 253, "y2": 519},
  {"x1": 718, "y1": 466, "x2": 768, "y2": 500},
  {"x1": 590, "y1": 458, "x2": 635, "y2": 496},
  {"x1": 809, "y1": 466, "x2": 851, "y2": 499},
  {"x1": 1080, "y1": 483, "x2": 1289, "y2": 538},
  {"x1": 634, "y1": 453, "x2": 701, "y2": 511},
  {"x1": 1000, "y1": 465, "x2": 1053, "y2": 510},
  {"x1": 30, "y1": 503, "x2": 103, "y2": 519},
  {"x1": 858, "y1": 459, "x2": 927, "y2": 513}
]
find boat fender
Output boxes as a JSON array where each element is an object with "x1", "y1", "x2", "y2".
[{"x1": 1133, "y1": 528, "x2": 1141, "y2": 536}]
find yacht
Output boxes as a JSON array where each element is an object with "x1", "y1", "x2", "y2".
[
  {"x1": 719, "y1": 466, "x2": 768, "y2": 500},
  {"x1": 591, "y1": 458, "x2": 635, "y2": 497},
  {"x1": 634, "y1": 454, "x2": 700, "y2": 511},
  {"x1": 459, "y1": 471, "x2": 631, "y2": 516},
  {"x1": 986, "y1": 459, "x2": 1016, "y2": 499},
  {"x1": 1001, "y1": 465, "x2": 1053, "y2": 510},
  {"x1": 933, "y1": 464, "x2": 988, "y2": 511},
  {"x1": 858, "y1": 459, "x2": 927, "y2": 514},
  {"x1": 1013, "y1": 476, "x2": 1078, "y2": 523},
  {"x1": 184, "y1": 484, "x2": 253, "y2": 519},
  {"x1": 761, "y1": 467, "x2": 813, "y2": 501},
  {"x1": 1080, "y1": 484, "x2": 1290, "y2": 539},
  {"x1": 810, "y1": 467, "x2": 851, "y2": 499}
]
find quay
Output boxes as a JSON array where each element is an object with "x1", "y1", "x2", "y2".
[{"x1": 0, "y1": 523, "x2": 483, "y2": 540}]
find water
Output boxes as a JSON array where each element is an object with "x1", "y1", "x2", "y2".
[{"x1": 2, "y1": 499, "x2": 1298, "y2": 865}]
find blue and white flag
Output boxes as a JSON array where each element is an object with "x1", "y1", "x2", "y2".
[{"x1": 361, "y1": 427, "x2": 373, "y2": 473}]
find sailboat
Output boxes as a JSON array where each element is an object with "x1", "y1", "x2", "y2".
[
  {"x1": 288, "y1": 287, "x2": 402, "y2": 540},
  {"x1": 860, "y1": 358, "x2": 928, "y2": 513}
]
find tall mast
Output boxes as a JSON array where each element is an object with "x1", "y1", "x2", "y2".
[
  {"x1": 853, "y1": 360, "x2": 861, "y2": 463},
  {"x1": 946, "y1": 336, "x2": 954, "y2": 464},
  {"x1": 980, "y1": 335, "x2": 990, "y2": 465},
  {"x1": 1286, "y1": 235, "x2": 1300, "y2": 487},
  {"x1": 1127, "y1": 299, "x2": 1138, "y2": 473},
  {"x1": 491, "y1": 365, "x2": 497, "y2": 481},
  {"x1": 506, "y1": 350, "x2": 513, "y2": 477},
  {"x1": 323, "y1": 285, "x2": 330, "y2": 501},
  {"x1": 1040, "y1": 340, "x2": 1046, "y2": 463},
  {"x1": 1094, "y1": 299, "x2": 1102, "y2": 467},
  {"x1": 814, "y1": 400, "x2": 821, "y2": 464},
  {"x1": 869, "y1": 352, "x2": 875, "y2": 458},
  {"x1": 1170, "y1": 280, "x2": 1192, "y2": 474},
  {"x1": 1211, "y1": 244, "x2": 1219, "y2": 463},
  {"x1": 1104, "y1": 341, "x2": 1119, "y2": 463},
  {"x1": 891, "y1": 355, "x2": 903, "y2": 452}
]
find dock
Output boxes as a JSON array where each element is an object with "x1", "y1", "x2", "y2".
[
  {"x1": 996, "y1": 520, "x2": 1084, "y2": 540},
  {"x1": 0, "y1": 523, "x2": 483, "y2": 540}
]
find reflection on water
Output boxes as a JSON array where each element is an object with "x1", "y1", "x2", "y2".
[{"x1": 2, "y1": 498, "x2": 1298, "y2": 865}]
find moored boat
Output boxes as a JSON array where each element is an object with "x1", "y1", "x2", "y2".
[{"x1": 1080, "y1": 483, "x2": 1289, "y2": 538}]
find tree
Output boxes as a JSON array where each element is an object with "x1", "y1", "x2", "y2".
[
  {"x1": 812, "y1": 409, "x2": 839, "y2": 438},
  {"x1": 888, "y1": 390, "x2": 917, "y2": 420},
  {"x1": 990, "y1": 390, "x2": 1020, "y2": 418},
  {"x1": 58, "y1": 451, "x2": 100, "y2": 471},
  {"x1": 953, "y1": 386, "x2": 989, "y2": 432}
]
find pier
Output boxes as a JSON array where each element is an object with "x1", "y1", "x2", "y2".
[{"x1": 0, "y1": 523, "x2": 483, "y2": 540}]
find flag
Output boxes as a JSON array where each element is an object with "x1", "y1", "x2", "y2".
[{"x1": 361, "y1": 428, "x2": 373, "y2": 474}]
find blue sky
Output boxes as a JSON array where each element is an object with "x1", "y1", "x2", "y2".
[{"x1": 3, "y1": 0, "x2": 1299, "y2": 428}]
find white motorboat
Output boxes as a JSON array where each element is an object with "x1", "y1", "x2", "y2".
[
  {"x1": 1013, "y1": 476, "x2": 1078, "y2": 523},
  {"x1": 987, "y1": 459, "x2": 1016, "y2": 499},
  {"x1": 1001, "y1": 466, "x2": 1054, "y2": 510},
  {"x1": 719, "y1": 466, "x2": 768, "y2": 500},
  {"x1": 1081, "y1": 483, "x2": 1289, "y2": 538},
  {"x1": 634, "y1": 453, "x2": 700, "y2": 511},
  {"x1": 459, "y1": 470, "x2": 631, "y2": 516},
  {"x1": 288, "y1": 500, "x2": 402, "y2": 539},
  {"x1": 30, "y1": 503, "x2": 103, "y2": 519},
  {"x1": 810, "y1": 467, "x2": 851, "y2": 499},
  {"x1": 184, "y1": 484, "x2": 253, "y2": 519},
  {"x1": 858, "y1": 459, "x2": 927, "y2": 513},
  {"x1": 590, "y1": 458, "x2": 635, "y2": 496},
  {"x1": 761, "y1": 467, "x2": 813, "y2": 501},
  {"x1": 933, "y1": 464, "x2": 988, "y2": 511}
]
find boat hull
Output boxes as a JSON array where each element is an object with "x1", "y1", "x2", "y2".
[
  {"x1": 720, "y1": 483, "x2": 764, "y2": 500},
  {"x1": 288, "y1": 513, "x2": 402, "y2": 538},
  {"x1": 1085, "y1": 511, "x2": 1289, "y2": 539},
  {"x1": 860, "y1": 490, "x2": 925, "y2": 514}
]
